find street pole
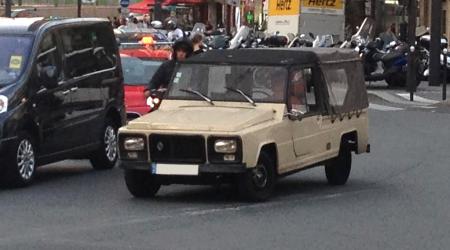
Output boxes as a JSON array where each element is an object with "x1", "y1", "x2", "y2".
[
  {"x1": 406, "y1": 0, "x2": 417, "y2": 101},
  {"x1": 443, "y1": 49, "x2": 448, "y2": 100},
  {"x1": 4, "y1": 0, "x2": 11, "y2": 17},
  {"x1": 77, "y1": 0, "x2": 82, "y2": 18},
  {"x1": 429, "y1": 0, "x2": 442, "y2": 86}
]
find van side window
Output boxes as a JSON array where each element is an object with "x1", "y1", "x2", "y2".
[
  {"x1": 92, "y1": 24, "x2": 116, "y2": 71},
  {"x1": 289, "y1": 67, "x2": 317, "y2": 114},
  {"x1": 36, "y1": 32, "x2": 61, "y2": 82},
  {"x1": 60, "y1": 25, "x2": 116, "y2": 78}
]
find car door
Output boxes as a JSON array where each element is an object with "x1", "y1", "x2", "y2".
[
  {"x1": 60, "y1": 25, "x2": 109, "y2": 148},
  {"x1": 289, "y1": 66, "x2": 334, "y2": 167},
  {"x1": 30, "y1": 30, "x2": 75, "y2": 155}
]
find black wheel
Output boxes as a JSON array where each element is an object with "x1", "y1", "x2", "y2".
[
  {"x1": 124, "y1": 170, "x2": 161, "y2": 198},
  {"x1": 89, "y1": 118, "x2": 118, "y2": 170},
  {"x1": 385, "y1": 73, "x2": 406, "y2": 88},
  {"x1": 2, "y1": 133, "x2": 37, "y2": 187},
  {"x1": 238, "y1": 151, "x2": 276, "y2": 201},
  {"x1": 325, "y1": 142, "x2": 352, "y2": 185}
]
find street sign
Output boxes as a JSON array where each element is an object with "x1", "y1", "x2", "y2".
[{"x1": 120, "y1": 0, "x2": 129, "y2": 8}]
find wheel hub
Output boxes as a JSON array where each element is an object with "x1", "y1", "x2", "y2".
[
  {"x1": 104, "y1": 126, "x2": 117, "y2": 162},
  {"x1": 17, "y1": 139, "x2": 35, "y2": 180},
  {"x1": 252, "y1": 165, "x2": 268, "y2": 189}
]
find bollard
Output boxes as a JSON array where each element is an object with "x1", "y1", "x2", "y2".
[{"x1": 444, "y1": 48, "x2": 448, "y2": 101}]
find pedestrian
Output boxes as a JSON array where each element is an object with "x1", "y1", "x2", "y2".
[
  {"x1": 144, "y1": 39, "x2": 193, "y2": 96},
  {"x1": 191, "y1": 33, "x2": 204, "y2": 55},
  {"x1": 112, "y1": 17, "x2": 119, "y2": 28}
]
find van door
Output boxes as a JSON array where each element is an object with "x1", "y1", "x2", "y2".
[
  {"x1": 289, "y1": 67, "x2": 334, "y2": 167},
  {"x1": 31, "y1": 30, "x2": 75, "y2": 155},
  {"x1": 59, "y1": 24, "x2": 115, "y2": 148}
]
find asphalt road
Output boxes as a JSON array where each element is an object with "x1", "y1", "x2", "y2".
[{"x1": 1, "y1": 105, "x2": 450, "y2": 249}]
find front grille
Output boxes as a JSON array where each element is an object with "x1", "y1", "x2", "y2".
[{"x1": 149, "y1": 134, "x2": 206, "y2": 164}]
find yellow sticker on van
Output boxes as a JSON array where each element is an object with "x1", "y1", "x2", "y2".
[{"x1": 9, "y1": 55, "x2": 23, "y2": 70}]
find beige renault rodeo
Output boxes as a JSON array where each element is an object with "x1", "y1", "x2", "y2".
[{"x1": 118, "y1": 48, "x2": 370, "y2": 201}]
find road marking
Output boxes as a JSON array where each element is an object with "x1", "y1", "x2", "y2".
[
  {"x1": 369, "y1": 103, "x2": 404, "y2": 111},
  {"x1": 396, "y1": 93, "x2": 440, "y2": 104}
]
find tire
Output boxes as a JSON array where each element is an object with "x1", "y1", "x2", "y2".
[
  {"x1": 89, "y1": 118, "x2": 118, "y2": 170},
  {"x1": 124, "y1": 170, "x2": 161, "y2": 198},
  {"x1": 325, "y1": 142, "x2": 352, "y2": 185},
  {"x1": 238, "y1": 151, "x2": 276, "y2": 202},
  {"x1": 385, "y1": 73, "x2": 406, "y2": 88},
  {"x1": 2, "y1": 133, "x2": 37, "y2": 187}
]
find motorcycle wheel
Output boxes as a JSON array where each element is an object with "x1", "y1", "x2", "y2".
[{"x1": 385, "y1": 73, "x2": 406, "y2": 88}]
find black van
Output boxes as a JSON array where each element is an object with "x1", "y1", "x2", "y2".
[{"x1": 0, "y1": 17, "x2": 125, "y2": 187}]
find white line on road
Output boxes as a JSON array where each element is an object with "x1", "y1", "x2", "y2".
[
  {"x1": 369, "y1": 103, "x2": 405, "y2": 111},
  {"x1": 396, "y1": 93, "x2": 440, "y2": 104}
]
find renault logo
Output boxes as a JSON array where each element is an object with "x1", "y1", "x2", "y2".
[{"x1": 156, "y1": 141, "x2": 164, "y2": 151}]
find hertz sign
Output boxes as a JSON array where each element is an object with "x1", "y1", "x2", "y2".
[
  {"x1": 268, "y1": 0, "x2": 300, "y2": 16},
  {"x1": 301, "y1": 0, "x2": 344, "y2": 15}
]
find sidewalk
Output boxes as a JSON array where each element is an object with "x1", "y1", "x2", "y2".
[{"x1": 367, "y1": 81, "x2": 450, "y2": 107}]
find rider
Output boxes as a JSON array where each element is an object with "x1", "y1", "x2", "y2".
[
  {"x1": 167, "y1": 20, "x2": 185, "y2": 42},
  {"x1": 144, "y1": 39, "x2": 193, "y2": 97}
]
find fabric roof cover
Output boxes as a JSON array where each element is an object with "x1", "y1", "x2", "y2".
[{"x1": 185, "y1": 48, "x2": 360, "y2": 66}]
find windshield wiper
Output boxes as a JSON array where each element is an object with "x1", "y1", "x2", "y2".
[
  {"x1": 225, "y1": 87, "x2": 256, "y2": 106},
  {"x1": 179, "y1": 88, "x2": 214, "y2": 105}
]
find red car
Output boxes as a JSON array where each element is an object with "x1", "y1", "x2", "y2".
[{"x1": 120, "y1": 43, "x2": 171, "y2": 120}]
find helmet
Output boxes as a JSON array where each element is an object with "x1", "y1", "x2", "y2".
[
  {"x1": 167, "y1": 20, "x2": 177, "y2": 30},
  {"x1": 172, "y1": 39, "x2": 193, "y2": 57}
]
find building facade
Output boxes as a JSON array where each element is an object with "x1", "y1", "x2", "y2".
[{"x1": 419, "y1": 0, "x2": 449, "y2": 37}]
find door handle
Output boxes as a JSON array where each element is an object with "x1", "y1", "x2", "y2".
[
  {"x1": 70, "y1": 87, "x2": 79, "y2": 92},
  {"x1": 62, "y1": 90, "x2": 71, "y2": 95}
]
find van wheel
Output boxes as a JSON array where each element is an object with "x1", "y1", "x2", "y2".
[
  {"x1": 3, "y1": 134, "x2": 36, "y2": 187},
  {"x1": 325, "y1": 143, "x2": 352, "y2": 185},
  {"x1": 89, "y1": 118, "x2": 118, "y2": 170},
  {"x1": 238, "y1": 152, "x2": 276, "y2": 202},
  {"x1": 124, "y1": 170, "x2": 161, "y2": 198}
]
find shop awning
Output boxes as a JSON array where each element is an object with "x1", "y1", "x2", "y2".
[
  {"x1": 128, "y1": 0, "x2": 155, "y2": 14},
  {"x1": 163, "y1": 0, "x2": 207, "y2": 5},
  {"x1": 128, "y1": 0, "x2": 207, "y2": 14}
]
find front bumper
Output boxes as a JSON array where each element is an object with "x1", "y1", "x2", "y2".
[{"x1": 119, "y1": 160, "x2": 247, "y2": 174}]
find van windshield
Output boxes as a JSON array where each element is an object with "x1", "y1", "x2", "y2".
[
  {"x1": 0, "y1": 35, "x2": 34, "y2": 86},
  {"x1": 168, "y1": 63, "x2": 288, "y2": 103}
]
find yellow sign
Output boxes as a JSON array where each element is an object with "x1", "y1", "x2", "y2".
[
  {"x1": 268, "y1": 0, "x2": 300, "y2": 16},
  {"x1": 301, "y1": 0, "x2": 344, "y2": 14},
  {"x1": 9, "y1": 55, "x2": 23, "y2": 70}
]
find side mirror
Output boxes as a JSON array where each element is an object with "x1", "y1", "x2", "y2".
[{"x1": 38, "y1": 65, "x2": 58, "y2": 89}]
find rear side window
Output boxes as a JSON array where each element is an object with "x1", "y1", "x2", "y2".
[
  {"x1": 60, "y1": 24, "x2": 116, "y2": 78},
  {"x1": 323, "y1": 68, "x2": 348, "y2": 107},
  {"x1": 321, "y1": 62, "x2": 369, "y2": 115}
]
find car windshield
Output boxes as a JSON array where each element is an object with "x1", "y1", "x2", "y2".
[
  {"x1": 121, "y1": 56, "x2": 163, "y2": 85},
  {"x1": 168, "y1": 64, "x2": 288, "y2": 103},
  {"x1": 0, "y1": 35, "x2": 33, "y2": 86}
]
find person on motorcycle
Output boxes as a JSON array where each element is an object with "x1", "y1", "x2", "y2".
[
  {"x1": 167, "y1": 20, "x2": 185, "y2": 42},
  {"x1": 144, "y1": 39, "x2": 193, "y2": 97}
]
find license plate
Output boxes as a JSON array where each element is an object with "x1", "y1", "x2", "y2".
[{"x1": 151, "y1": 163, "x2": 199, "y2": 176}]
